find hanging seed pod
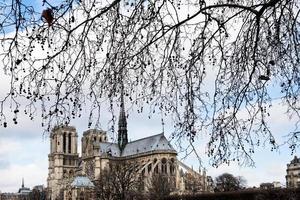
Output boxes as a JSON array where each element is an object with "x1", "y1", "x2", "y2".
[{"x1": 42, "y1": 8, "x2": 54, "y2": 26}]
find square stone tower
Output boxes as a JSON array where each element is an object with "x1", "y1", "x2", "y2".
[{"x1": 47, "y1": 126, "x2": 79, "y2": 200}]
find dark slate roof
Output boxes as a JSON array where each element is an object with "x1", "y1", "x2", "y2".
[
  {"x1": 71, "y1": 176, "x2": 94, "y2": 188},
  {"x1": 98, "y1": 133, "x2": 176, "y2": 157},
  {"x1": 18, "y1": 187, "x2": 31, "y2": 194},
  {"x1": 99, "y1": 142, "x2": 121, "y2": 157}
]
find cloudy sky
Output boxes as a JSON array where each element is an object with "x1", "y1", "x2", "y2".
[{"x1": 0, "y1": 0, "x2": 299, "y2": 194}]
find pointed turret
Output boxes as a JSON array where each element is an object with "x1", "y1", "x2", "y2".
[{"x1": 118, "y1": 85, "x2": 128, "y2": 152}]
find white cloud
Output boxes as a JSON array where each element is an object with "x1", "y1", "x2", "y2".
[{"x1": 0, "y1": 140, "x2": 21, "y2": 156}]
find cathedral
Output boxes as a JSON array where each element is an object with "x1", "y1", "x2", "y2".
[{"x1": 47, "y1": 95, "x2": 212, "y2": 200}]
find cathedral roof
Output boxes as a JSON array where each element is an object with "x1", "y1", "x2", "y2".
[
  {"x1": 71, "y1": 176, "x2": 94, "y2": 188},
  {"x1": 98, "y1": 133, "x2": 176, "y2": 157},
  {"x1": 99, "y1": 142, "x2": 121, "y2": 156}
]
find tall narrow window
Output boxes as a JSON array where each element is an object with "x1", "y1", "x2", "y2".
[
  {"x1": 154, "y1": 165, "x2": 159, "y2": 174},
  {"x1": 170, "y1": 164, "x2": 175, "y2": 175},
  {"x1": 162, "y1": 158, "x2": 167, "y2": 174},
  {"x1": 68, "y1": 134, "x2": 72, "y2": 153},
  {"x1": 63, "y1": 133, "x2": 66, "y2": 153},
  {"x1": 142, "y1": 168, "x2": 145, "y2": 176},
  {"x1": 79, "y1": 192, "x2": 84, "y2": 200},
  {"x1": 148, "y1": 164, "x2": 152, "y2": 173}
]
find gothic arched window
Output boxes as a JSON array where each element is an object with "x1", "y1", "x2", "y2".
[
  {"x1": 170, "y1": 164, "x2": 175, "y2": 175},
  {"x1": 161, "y1": 158, "x2": 167, "y2": 174}
]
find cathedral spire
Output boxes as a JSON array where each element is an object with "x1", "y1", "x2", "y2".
[
  {"x1": 22, "y1": 177, "x2": 24, "y2": 188},
  {"x1": 118, "y1": 84, "x2": 128, "y2": 152}
]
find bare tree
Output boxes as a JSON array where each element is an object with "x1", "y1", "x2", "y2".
[
  {"x1": 0, "y1": 0, "x2": 300, "y2": 165},
  {"x1": 94, "y1": 168, "x2": 114, "y2": 200},
  {"x1": 94, "y1": 160, "x2": 143, "y2": 200},
  {"x1": 147, "y1": 174, "x2": 174, "y2": 200},
  {"x1": 183, "y1": 172, "x2": 204, "y2": 195}
]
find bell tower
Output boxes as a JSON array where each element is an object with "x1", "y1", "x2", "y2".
[{"x1": 47, "y1": 126, "x2": 79, "y2": 200}]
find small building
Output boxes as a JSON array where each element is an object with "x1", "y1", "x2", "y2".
[
  {"x1": 286, "y1": 156, "x2": 300, "y2": 188},
  {"x1": 18, "y1": 178, "x2": 31, "y2": 195},
  {"x1": 0, "y1": 179, "x2": 31, "y2": 200},
  {"x1": 260, "y1": 182, "x2": 274, "y2": 190},
  {"x1": 272, "y1": 181, "x2": 283, "y2": 188}
]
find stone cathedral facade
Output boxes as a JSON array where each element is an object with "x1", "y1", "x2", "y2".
[{"x1": 47, "y1": 97, "x2": 212, "y2": 200}]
